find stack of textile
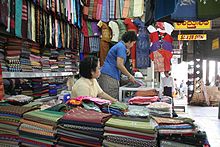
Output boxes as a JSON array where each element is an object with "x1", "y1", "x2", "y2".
[
  {"x1": 0, "y1": 64, "x2": 3, "y2": 100},
  {"x1": 19, "y1": 110, "x2": 64, "y2": 146},
  {"x1": 57, "y1": 50, "x2": 65, "y2": 72},
  {"x1": 103, "y1": 117, "x2": 157, "y2": 147},
  {"x1": 0, "y1": 36, "x2": 7, "y2": 71},
  {"x1": 128, "y1": 96, "x2": 159, "y2": 105},
  {"x1": 64, "y1": 48, "x2": 78, "y2": 72},
  {"x1": 0, "y1": 105, "x2": 39, "y2": 146},
  {"x1": 147, "y1": 102, "x2": 172, "y2": 117},
  {"x1": 57, "y1": 107, "x2": 112, "y2": 146},
  {"x1": 152, "y1": 116, "x2": 210, "y2": 146},
  {"x1": 41, "y1": 48, "x2": 51, "y2": 72},
  {"x1": 21, "y1": 79, "x2": 33, "y2": 96},
  {"x1": 5, "y1": 95, "x2": 33, "y2": 106},
  {"x1": 32, "y1": 78, "x2": 43, "y2": 99},
  {"x1": 102, "y1": 101, "x2": 128, "y2": 116},
  {"x1": 5, "y1": 38, "x2": 22, "y2": 72},
  {"x1": 30, "y1": 43, "x2": 41, "y2": 72},
  {"x1": 124, "y1": 105, "x2": 150, "y2": 120},
  {"x1": 50, "y1": 49, "x2": 59, "y2": 72},
  {"x1": 40, "y1": 78, "x2": 50, "y2": 98},
  {"x1": 20, "y1": 41, "x2": 32, "y2": 72}
]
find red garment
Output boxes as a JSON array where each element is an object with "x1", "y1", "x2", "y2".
[
  {"x1": 81, "y1": 19, "x2": 89, "y2": 37},
  {"x1": 124, "y1": 18, "x2": 138, "y2": 32},
  {"x1": 149, "y1": 49, "x2": 172, "y2": 72},
  {"x1": 128, "y1": 96, "x2": 159, "y2": 105},
  {"x1": 150, "y1": 32, "x2": 173, "y2": 43},
  {"x1": 92, "y1": 0, "x2": 98, "y2": 20},
  {"x1": 123, "y1": 18, "x2": 138, "y2": 68}
]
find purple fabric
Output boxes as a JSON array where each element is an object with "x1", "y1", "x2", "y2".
[
  {"x1": 91, "y1": 22, "x2": 101, "y2": 36},
  {"x1": 75, "y1": 96, "x2": 111, "y2": 105},
  {"x1": 149, "y1": 41, "x2": 173, "y2": 52}
]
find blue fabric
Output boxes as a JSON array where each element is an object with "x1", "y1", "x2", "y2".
[
  {"x1": 133, "y1": 18, "x2": 151, "y2": 68},
  {"x1": 15, "y1": 0, "x2": 22, "y2": 37},
  {"x1": 102, "y1": 108, "x2": 124, "y2": 116},
  {"x1": 154, "y1": 0, "x2": 177, "y2": 20},
  {"x1": 101, "y1": 41, "x2": 127, "y2": 81},
  {"x1": 171, "y1": 0, "x2": 197, "y2": 20}
]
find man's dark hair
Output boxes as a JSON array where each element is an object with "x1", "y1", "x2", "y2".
[
  {"x1": 121, "y1": 31, "x2": 137, "y2": 43},
  {"x1": 79, "y1": 57, "x2": 98, "y2": 79}
]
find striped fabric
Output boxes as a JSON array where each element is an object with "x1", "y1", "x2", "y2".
[
  {"x1": 89, "y1": 37, "x2": 100, "y2": 53},
  {"x1": 109, "y1": 0, "x2": 115, "y2": 19},
  {"x1": 122, "y1": 0, "x2": 130, "y2": 18}
]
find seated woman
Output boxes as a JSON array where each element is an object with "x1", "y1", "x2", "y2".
[{"x1": 71, "y1": 57, "x2": 117, "y2": 102}]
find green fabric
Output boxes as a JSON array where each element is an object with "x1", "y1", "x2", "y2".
[
  {"x1": 0, "y1": 116, "x2": 20, "y2": 122},
  {"x1": 46, "y1": 103, "x2": 69, "y2": 112},
  {"x1": 15, "y1": 0, "x2": 22, "y2": 37},
  {"x1": 197, "y1": 0, "x2": 220, "y2": 19},
  {"x1": 23, "y1": 101, "x2": 43, "y2": 108},
  {"x1": 116, "y1": 19, "x2": 126, "y2": 40},
  {"x1": 105, "y1": 117, "x2": 155, "y2": 134},
  {"x1": 0, "y1": 123, "x2": 18, "y2": 131},
  {"x1": 82, "y1": 102, "x2": 101, "y2": 112},
  {"x1": 87, "y1": 21, "x2": 93, "y2": 36},
  {"x1": 128, "y1": 0, "x2": 134, "y2": 17},
  {"x1": 110, "y1": 101, "x2": 128, "y2": 111},
  {"x1": 23, "y1": 110, "x2": 64, "y2": 124}
]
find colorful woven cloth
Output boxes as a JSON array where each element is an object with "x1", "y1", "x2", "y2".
[{"x1": 60, "y1": 107, "x2": 112, "y2": 125}]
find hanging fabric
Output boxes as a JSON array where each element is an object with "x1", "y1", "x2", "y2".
[{"x1": 171, "y1": 0, "x2": 197, "y2": 21}]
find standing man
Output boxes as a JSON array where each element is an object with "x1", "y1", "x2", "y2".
[
  {"x1": 160, "y1": 71, "x2": 178, "y2": 117},
  {"x1": 99, "y1": 31, "x2": 137, "y2": 99}
]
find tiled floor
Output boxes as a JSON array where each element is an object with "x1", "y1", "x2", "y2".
[{"x1": 178, "y1": 106, "x2": 220, "y2": 147}]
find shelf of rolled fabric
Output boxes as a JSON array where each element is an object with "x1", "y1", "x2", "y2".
[{"x1": 2, "y1": 72, "x2": 76, "y2": 78}]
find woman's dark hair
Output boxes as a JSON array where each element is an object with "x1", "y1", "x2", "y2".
[
  {"x1": 121, "y1": 31, "x2": 137, "y2": 43},
  {"x1": 79, "y1": 57, "x2": 98, "y2": 79}
]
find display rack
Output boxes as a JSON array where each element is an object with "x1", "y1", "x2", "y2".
[{"x1": 2, "y1": 72, "x2": 76, "y2": 78}]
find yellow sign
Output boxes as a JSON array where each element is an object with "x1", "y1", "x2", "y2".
[
  {"x1": 174, "y1": 21, "x2": 211, "y2": 30},
  {"x1": 178, "y1": 34, "x2": 207, "y2": 40},
  {"x1": 212, "y1": 38, "x2": 219, "y2": 50}
]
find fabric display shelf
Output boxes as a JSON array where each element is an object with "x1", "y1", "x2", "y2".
[{"x1": 4, "y1": 77, "x2": 68, "y2": 102}]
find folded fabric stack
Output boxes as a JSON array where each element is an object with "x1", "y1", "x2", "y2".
[
  {"x1": 49, "y1": 84, "x2": 57, "y2": 97},
  {"x1": 0, "y1": 64, "x2": 3, "y2": 100},
  {"x1": 64, "y1": 48, "x2": 78, "y2": 72},
  {"x1": 32, "y1": 78, "x2": 43, "y2": 99},
  {"x1": 5, "y1": 95, "x2": 33, "y2": 105},
  {"x1": 21, "y1": 80, "x2": 33, "y2": 96},
  {"x1": 128, "y1": 96, "x2": 160, "y2": 105},
  {"x1": 57, "y1": 107, "x2": 112, "y2": 147},
  {"x1": 152, "y1": 116, "x2": 210, "y2": 146},
  {"x1": 0, "y1": 36, "x2": 7, "y2": 71},
  {"x1": 41, "y1": 78, "x2": 50, "y2": 98},
  {"x1": 101, "y1": 101, "x2": 128, "y2": 116},
  {"x1": 50, "y1": 49, "x2": 59, "y2": 72},
  {"x1": 103, "y1": 117, "x2": 157, "y2": 147},
  {"x1": 0, "y1": 106, "x2": 39, "y2": 146},
  {"x1": 41, "y1": 48, "x2": 51, "y2": 72},
  {"x1": 30, "y1": 43, "x2": 42, "y2": 72},
  {"x1": 124, "y1": 105, "x2": 150, "y2": 120},
  {"x1": 20, "y1": 41, "x2": 32, "y2": 72},
  {"x1": 19, "y1": 110, "x2": 64, "y2": 146},
  {"x1": 6, "y1": 38, "x2": 22, "y2": 72},
  {"x1": 147, "y1": 102, "x2": 172, "y2": 117},
  {"x1": 57, "y1": 50, "x2": 65, "y2": 72}
]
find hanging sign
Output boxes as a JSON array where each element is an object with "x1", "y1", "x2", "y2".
[
  {"x1": 178, "y1": 34, "x2": 207, "y2": 40},
  {"x1": 174, "y1": 21, "x2": 211, "y2": 30},
  {"x1": 212, "y1": 38, "x2": 219, "y2": 50}
]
